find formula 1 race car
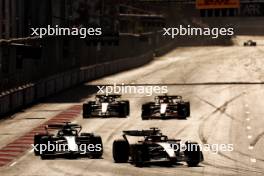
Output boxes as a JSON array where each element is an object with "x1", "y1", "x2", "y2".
[
  {"x1": 34, "y1": 122, "x2": 103, "y2": 159},
  {"x1": 244, "y1": 40, "x2": 257, "y2": 46},
  {"x1": 112, "y1": 128, "x2": 203, "y2": 167},
  {"x1": 83, "y1": 94, "x2": 130, "y2": 118},
  {"x1": 141, "y1": 95, "x2": 190, "y2": 120}
]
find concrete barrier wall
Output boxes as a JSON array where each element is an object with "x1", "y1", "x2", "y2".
[
  {"x1": 10, "y1": 89, "x2": 24, "y2": 111},
  {"x1": 23, "y1": 85, "x2": 35, "y2": 105},
  {"x1": 46, "y1": 79, "x2": 56, "y2": 96},
  {"x1": 36, "y1": 81, "x2": 46, "y2": 99},
  {"x1": 0, "y1": 45, "x2": 159, "y2": 117},
  {"x1": 0, "y1": 93, "x2": 10, "y2": 115},
  {"x1": 0, "y1": 30, "x2": 230, "y2": 117},
  {"x1": 63, "y1": 73, "x2": 72, "y2": 90},
  {"x1": 55, "y1": 74, "x2": 64, "y2": 93}
]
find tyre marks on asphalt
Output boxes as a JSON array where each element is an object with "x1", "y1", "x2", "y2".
[
  {"x1": 0, "y1": 105, "x2": 81, "y2": 167},
  {"x1": 197, "y1": 89, "x2": 264, "y2": 174},
  {"x1": 250, "y1": 131, "x2": 264, "y2": 147},
  {"x1": 195, "y1": 92, "x2": 263, "y2": 174},
  {"x1": 196, "y1": 93, "x2": 244, "y2": 122},
  {"x1": 196, "y1": 93, "x2": 243, "y2": 144}
]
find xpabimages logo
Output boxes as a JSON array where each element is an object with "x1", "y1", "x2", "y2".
[
  {"x1": 31, "y1": 142, "x2": 102, "y2": 154},
  {"x1": 97, "y1": 83, "x2": 168, "y2": 96},
  {"x1": 30, "y1": 25, "x2": 102, "y2": 38},
  {"x1": 168, "y1": 143, "x2": 234, "y2": 154},
  {"x1": 163, "y1": 25, "x2": 234, "y2": 39}
]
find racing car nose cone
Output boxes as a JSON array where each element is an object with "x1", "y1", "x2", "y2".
[
  {"x1": 101, "y1": 103, "x2": 109, "y2": 113},
  {"x1": 160, "y1": 103, "x2": 167, "y2": 114}
]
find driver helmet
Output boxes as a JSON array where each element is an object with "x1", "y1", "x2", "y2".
[
  {"x1": 62, "y1": 127, "x2": 73, "y2": 136},
  {"x1": 155, "y1": 96, "x2": 159, "y2": 104}
]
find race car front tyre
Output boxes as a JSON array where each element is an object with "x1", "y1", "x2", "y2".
[
  {"x1": 112, "y1": 139, "x2": 129, "y2": 163},
  {"x1": 91, "y1": 136, "x2": 103, "y2": 159}
]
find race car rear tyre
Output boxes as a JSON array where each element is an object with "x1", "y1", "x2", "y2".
[
  {"x1": 40, "y1": 154, "x2": 55, "y2": 160},
  {"x1": 91, "y1": 136, "x2": 103, "y2": 158},
  {"x1": 112, "y1": 139, "x2": 129, "y2": 163},
  {"x1": 80, "y1": 133, "x2": 92, "y2": 137},
  {"x1": 184, "y1": 142, "x2": 203, "y2": 167},
  {"x1": 185, "y1": 102, "x2": 190, "y2": 117},
  {"x1": 141, "y1": 105, "x2": 150, "y2": 120},
  {"x1": 119, "y1": 101, "x2": 130, "y2": 117},
  {"x1": 34, "y1": 134, "x2": 46, "y2": 156},
  {"x1": 124, "y1": 101, "x2": 130, "y2": 116},
  {"x1": 83, "y1": 102, "x2": 95, "y2": 118},
  {"x1": 39, "y1": 136, "x2": 55, "y2": 160},
  {"x1": 141, "y1": 114, "x2": 149, "y2": 120}
]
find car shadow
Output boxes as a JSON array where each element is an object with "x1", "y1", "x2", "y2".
[{"x1": 127, "y1": 161, "x2": 204, "y2": 168}]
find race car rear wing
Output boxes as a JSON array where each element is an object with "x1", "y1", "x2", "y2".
[
  {"x1": 44, "y1": 122, "x2": 82, "y2": 133},
  {"x1": 95, "y1": 94, "x2": 121, "y2": 98},
  {"x1": 46, "y1": 122, "x2": 80, "y2": 128},
  {"x1": 156, "y1": 95, "x2": 182, "y2": 99},
  {"x1": 123, "y1": 127, "x2": 161, "y2": 137}
]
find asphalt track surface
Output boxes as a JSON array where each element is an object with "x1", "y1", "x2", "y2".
[{"x1": 0, "y1": 36, "x2": 264, "y2": 176}]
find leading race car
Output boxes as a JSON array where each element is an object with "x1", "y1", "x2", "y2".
[
  {"x1": 83, "y1": 94, "x2": 130, "y2": 118},
  {"x1": 244, "y1": 40, "x2": 257, "y2": 46},
  {"x1": 34, "y1": 122, "x2": 103, "y2": 159},
  {"x1": 112, "y1": 128, "x2": 203, "y2": 167},
  {"x1": 141, "y1": 95, "x2": 190, "y2": 120}
]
